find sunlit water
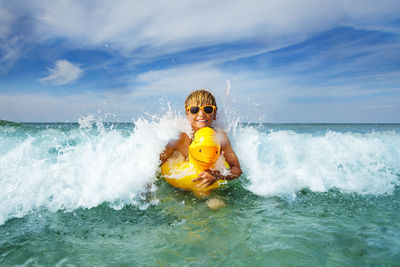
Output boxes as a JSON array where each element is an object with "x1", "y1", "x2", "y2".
[{"x1": 1, "y1": 117, "x2": 400, "y2": 265}]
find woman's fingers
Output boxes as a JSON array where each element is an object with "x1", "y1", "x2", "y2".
[{"x1": 192, "y1": 170, "x2": 222, "y2": 188}]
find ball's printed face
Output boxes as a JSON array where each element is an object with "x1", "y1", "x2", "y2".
[
  {"x1": 190, "y1": 145, "x2": 220, "y2": 164},
  {"x1": 189, "y1": 127, "x2": 220, "y2": 165}
]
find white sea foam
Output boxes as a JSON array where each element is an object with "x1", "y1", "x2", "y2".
[
  {"x1": 236, "y1": 127, "x2": 400, "y2": 196},
  {"x1": 0, "y1": 111, "x2": 189, "y2": 224},
  {"x1": 1, "y1": 112, "x2": 400, "y2": 224}
]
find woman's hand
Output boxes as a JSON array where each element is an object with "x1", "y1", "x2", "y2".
[{"x1": 192, "y1": 170, "x2": 222, "y2": 188}]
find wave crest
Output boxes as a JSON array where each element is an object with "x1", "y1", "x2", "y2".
[{"x1": 236, "y1": 127, "x2": 400, "y2": 196}]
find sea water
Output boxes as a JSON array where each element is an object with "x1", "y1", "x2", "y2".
[{"x1": 1, "y1": 115, "x2": 400, "y2": 266}]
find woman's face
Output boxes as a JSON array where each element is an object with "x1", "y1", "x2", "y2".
[{"x1": 186, "y1": 104, "x2": 216, "y2": 131}]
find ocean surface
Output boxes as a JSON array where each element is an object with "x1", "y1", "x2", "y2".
[{"x1": 1, "y1": 115, "x2": 400, "y2": 266}]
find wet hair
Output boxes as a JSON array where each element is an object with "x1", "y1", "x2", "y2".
[{"x1": 184, "y1": 89, "x2": 217, "y2": 112}]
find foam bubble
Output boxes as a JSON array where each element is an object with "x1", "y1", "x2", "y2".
[
  {"x1": 0, "y1": 110, "x2": 189, "y2": 224},
  {"x1": 2, "y1": 110, "x2": 400, "y2": 224},
  {"x1": 235, "y1": 127, "x2": 400, "y2": 196}
]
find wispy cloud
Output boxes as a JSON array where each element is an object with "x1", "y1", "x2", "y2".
[
  {"x1": 1, "y1": 0, "x2": 399, "y2": 67},
  {"x1": 0, "y1": 8, "x2": 14, "y2": 38},
  {"x1": 45, "y1": 1, "x2": 400, "y2": 60},
  {"x1": 0, "y1": 0, "x2": 399, "y2": 122},
  {"x1": 39, "y1": 60, "x2": 83, "y2": 85},
  {"x1": 0, "y1": 8, "x2": 22, "y2": 72},
  {"x1": 33, "y1": 0, "x2": 399, "y2": 50}
]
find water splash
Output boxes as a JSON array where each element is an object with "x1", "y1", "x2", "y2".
[
  {"x1": 236, "y1": 127, "x2": 400, "y2": 196},
  {"x1": 1, "y1": 110, "x2": 400, "y2": 224},
  {"x1": 0, "y1": 111, "x2": 188, "y2": 224},
  {"x1": 216, "y1": 80, "x2": 241, "y2": 135}
]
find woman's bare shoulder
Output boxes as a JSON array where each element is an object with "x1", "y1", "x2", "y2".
[
  {"x1": 179, "y1": 131, "x2": 189, "y2": 137},
  {"x1": 178, "y1": 132, "x2": 191, "y2": 142},
  {"x1": 215, "y1": 129, "x2": 230, "y2": 147}
]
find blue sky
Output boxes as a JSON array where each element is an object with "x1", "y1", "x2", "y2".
[{"x1": 0, "y1": 0, "x2": 399, "y2": 122}]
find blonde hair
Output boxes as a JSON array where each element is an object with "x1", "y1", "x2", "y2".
[{"x1": 185, "y1": 89, "x2": 217, "y2": 111}]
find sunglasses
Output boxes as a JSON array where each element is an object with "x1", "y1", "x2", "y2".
[{"x1": 187, "y1": 105, "x2": 216, "y2": 115}]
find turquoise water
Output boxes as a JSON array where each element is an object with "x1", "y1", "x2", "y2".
[{"x1": 1, "y1": 118, "x2": 400, "y2": 265}]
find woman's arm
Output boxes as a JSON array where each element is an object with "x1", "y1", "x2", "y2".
[
  {"x1": 193, "y1": 131, "x2": 242, "y2": 188},
  {"x1": 220, "y1": 132, "x2": 242, "y2": 180}
]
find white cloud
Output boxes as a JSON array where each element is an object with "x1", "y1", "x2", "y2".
[
  {"x1": 0, "y1": 8, "x2": 14, "y2": 38},
  {"x1": 1, "y1": 0, "x2": 399, "y2": 122},
  {"x1": 1, "y1": 0, "x2": 399, "y2": 70},
  {"x1": 0, "y1": 8, "x2": 23, "y2": 72},
  {"x1": 130, "y1": 61, "x2": 400, "y2": 122},
  {"x1": 1, "y1": 57, "x2": 400, "y2": 122},
  {"x1": 28, "y1": 0, "x2": 400, "y2": 56},
  {"x1": 40, "y1": 60, "x2": 83, "y2": 85},
  {"x1": 0, "y1": 89, "x2": 167, "y2": 122},
  {"x1": 1, "y1": 75, "x2": 399, "y2": 123}
]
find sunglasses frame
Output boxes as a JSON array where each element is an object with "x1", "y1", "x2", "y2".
[{"x1": 186, "y1": 105, "x2": 216, "y2": 115}]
